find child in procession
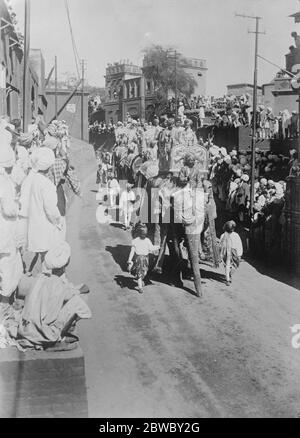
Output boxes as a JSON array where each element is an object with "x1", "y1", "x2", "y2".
[
  {"x1": 119, "y1": 182, "x2": 136, "y2": 230},
  {"x1": 127, "y1": 224, "x2": 160, "y2": 294},
  {"x1": 219, "y1": 220, "x2": 243, "y2": 286}
]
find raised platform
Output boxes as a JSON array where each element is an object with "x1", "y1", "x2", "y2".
[{"x1": 0, "y1": 346, "x2": 88, "y2": 418}]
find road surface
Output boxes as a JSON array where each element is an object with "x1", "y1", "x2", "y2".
[{"x1": 67, "y1": 151, "x2": 300, "y2": 419}]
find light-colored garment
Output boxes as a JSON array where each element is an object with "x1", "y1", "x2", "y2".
[
  {"x1": 19, "y1": 169, "x2": 37, "y2": 218},
  {"x1": 220, "y1": 231, "x2": 243, "y2": 258},
  {"x1": 17, "y1": 274, "x2": 91, "y2": 347},
  {"x1": 0, "y1": 249, "x2": 23, "y2": 297},
  {"x1": 0, "y1": 171, "x2": 19, "y2": 253},
  {"x1": 0, "y1": 171, "x2": 23, "y2": 297},
  {"x1": 16, "y1": 169, "x2": 37, "y2": 250},
  {"x1": 132, "y1": 237, "x2": 156, "y2": 256},
  {"x1": 172, "y1": 185, "x2": 205, "y2": 235},
  {"x1": 119, "y1": 190, "x2": 135, "y2": 213},
  {"x1": 27, "y1": 172, "x2": 62, "y2": 253}
]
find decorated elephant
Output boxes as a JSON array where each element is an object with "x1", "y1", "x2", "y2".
[{"x1": 133, "y1": 171, "x2": 203, "y2": 297}]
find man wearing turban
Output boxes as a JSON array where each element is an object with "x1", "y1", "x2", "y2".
[
  {"x1": 17, "y1": 242, "x2": 91, "y2": 349},
  {"x1": 0, "y1": 146, "x2": 23, "y2": 300},
  {"x1": 26, "y1": 148, "x2": 63, "y2": 273}
]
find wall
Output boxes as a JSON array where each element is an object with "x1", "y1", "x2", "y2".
[
  {"x1": 0, "y1": 0, "x2": 23, "y2": 119},
  {"x1": 183, "y1": 58, "x2": 207, "y2": 96},
  {"x1": 227, "y1": 84, "x2": 263, "y2": 105},
  {"x1": 262, "y1": 82, "x2": 275, "y2": 110},
  {"x1": 46, "y1": 89, "x2": 89, "y2": 142}
]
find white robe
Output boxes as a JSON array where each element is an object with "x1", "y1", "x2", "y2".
[
  {"x1": 0, "y1": 171, "x2": 23, "y2": 297},
  {"x1": 27, "y1": 172, "x2": 62, "y2": 253},
  {"x1": 17, "y1": 169, "x2": 37, "y2": 250}
]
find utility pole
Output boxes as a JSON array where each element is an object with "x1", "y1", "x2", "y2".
[
  {"x1": 81, "y1": 59, "x2": 85, "y2": 140},
  {"x1": 22, "y1": 0, "x2": 31, "y2": 132},
  {"x1": 54, "y1": 56, "x2": 58, "y2": 119},
  {"x1": 236, "y1": 13, "x2": 265, "y2": 216},
  {"x1": 167, "y1": 49, "x2": 178, "y2": 117},
  {"x1": 175, "y1": 50, "x2": 178, "y2": 117}
]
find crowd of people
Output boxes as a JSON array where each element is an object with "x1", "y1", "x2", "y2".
[
  {"x1": 94, "y1": 112, "x2": 298, "y2": 294},
  {"x1": 167, "y1": 94, "x2": 299, "y2": 140},
  {"x1": 0, "y1": 116, "x2": 91, "y2": 351},
  {"x1": 94, "y1": 115, "x2": 247, "y2": 294},
  {"x1": 89, "y1": 120, "x2": 116, "y2": 135},
  {"x1": 207, "y1": 143, "x2": 299, "y2": 260}
]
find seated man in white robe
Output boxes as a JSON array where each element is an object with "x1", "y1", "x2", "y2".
[{"x1": 17, "y1": 242, "x2": 91, "y2": 349}]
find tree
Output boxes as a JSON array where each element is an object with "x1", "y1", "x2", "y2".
[{"x1": 142, "y1": 45, "x2": 197, "y2": 117}]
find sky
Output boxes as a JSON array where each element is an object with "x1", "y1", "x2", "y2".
[{"x1": 10, "y1": 0, "x2": 300, "y2": 96}]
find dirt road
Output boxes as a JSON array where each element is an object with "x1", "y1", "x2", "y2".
[{"x1": 66, "y1": 159, "x2": 300, "y2": 418}]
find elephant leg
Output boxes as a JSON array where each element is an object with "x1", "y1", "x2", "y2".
[
  {"x1": 153, "y1": 224, "x2": 168, "y2": 274},
  {"x1": 168, "y1": 225, "x2": 184, "y2": 287},
  {"x1": 185, "y1": 233, "x2": 203, "y2": 297}
]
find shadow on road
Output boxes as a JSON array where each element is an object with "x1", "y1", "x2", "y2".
[
  {"x1": 200, "y1": 268, "x2": 226, "y2": 284},
  {"x1": 245, "y1": 256, "x2": 300, "y2": 290},
  {"x1": 114, "y1": 274, "x2": 138, "y2": 292},
  {"x1": 106, "y1": 244, "x2": 131, "y2": 272},
  {"x1": 109, "y1": 223, "x2": 125, "y2": 230}
]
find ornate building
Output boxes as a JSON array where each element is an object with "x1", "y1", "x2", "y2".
[{"x1": 103, "y1": 56, "x2": 208, "y2": 123}]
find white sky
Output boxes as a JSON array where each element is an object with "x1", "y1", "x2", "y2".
[{"x1": 10, "y1": 0, "x2": 300, "y2": 95}]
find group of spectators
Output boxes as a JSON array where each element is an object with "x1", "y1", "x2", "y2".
[
  {"x1": 0, "y1": 116, "x2": 91, "y2": 351},
  {"x1": 166, "y1": 94, "x2": 300, "y2": 141},
  {"x1": 208, "y1": 143, "x2": 299, "y2": 260},
  {"x1": 89, "y1": 120, "x2": 116, "y2": 135}
]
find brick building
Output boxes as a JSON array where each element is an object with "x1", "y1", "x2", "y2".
[{"x1": 0, "y1": 0, "x2": 47, "y2": 127}]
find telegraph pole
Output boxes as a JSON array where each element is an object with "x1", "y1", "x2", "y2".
[
  {"x1": 81, "y1": 59, "x2": 85, "y2": 140},
  {"x1": 22, "y1": 0, "x2": 31, "y2": 132},
  {"x1": 166, "y1": 49, "x2": 178, "y2": 117},
  {"x1": 175, "y1": 50, "x2": 178, "y2": 117},
  {"x1": 54, "y1": 56, "x2": 58, "y2": 119},
  {"x1": 236, "y1": 13, "x2": 265, "y2": 215}
]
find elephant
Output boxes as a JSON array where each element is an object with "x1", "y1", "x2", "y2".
[{"x1": 134, "y1": 172, "x2": 204, "y2": 297}]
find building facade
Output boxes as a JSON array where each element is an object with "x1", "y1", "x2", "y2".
[
  {"x1": 46, "y1": 89, "x2": 89, "y2": 142},
  {"x1": 0, "y1": 0, "x2": 47, "y2": 127},
  {"x1": 180, "y1": 57, "x2": 207, "y2": 97},
  {"x1": 104, "y1": 55, "x2": 208, "y2": 123},
  {"x1": 103, "y1": 62, "x2": 143, "y2": 123}
]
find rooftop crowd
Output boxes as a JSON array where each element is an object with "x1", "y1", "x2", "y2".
[
  {"x1": 0, "y1": 116, "x2": 91, "y2": 351},
  {"x1": 167, "y1": 95, "x2": 299, "y2": 139}
]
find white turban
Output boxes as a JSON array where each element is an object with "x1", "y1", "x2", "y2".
[
  {"x1": 209, "y1": 146, "x2": 220, "y2": 157},
  {"x1": 0, "y1": 119, "x2": 12, "y2": 147},
  {"x1": 224, "y1": 155, "x2": 231, "y2": 164},
  {"x1": 241, "y1": 174, "x2": 250, "y2": 182},
  {"x1": 0, "y1": 147, "x2": 15, "y2": 168},
  {"x1": 220, "y1": 147, "x2": 227, "y2": 157},
  {"x1": 35, "y1": 147, "x2": 55, "y2": 171},
  {"x1": 44, "y1": 241, "x2": 71, "y2": 270},
  {"x1": 43, "y1": 135, "x2": 60, "y2": 150}
]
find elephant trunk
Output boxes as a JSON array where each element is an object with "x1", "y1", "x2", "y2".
[{"x1": 185, "y1": 233, "x2": 203, "y2": 297}]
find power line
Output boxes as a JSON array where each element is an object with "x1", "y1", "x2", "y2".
[{"x1": 64, "y1": 0, "x2": 81, "y2": 79}]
